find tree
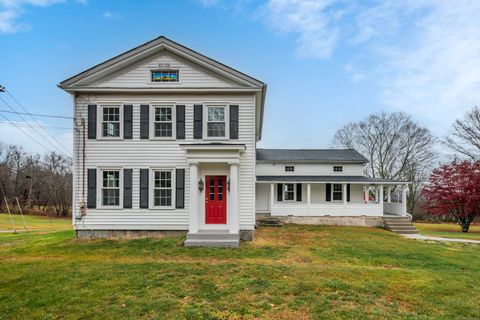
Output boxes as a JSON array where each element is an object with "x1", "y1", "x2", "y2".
[
  {"x1": 422, "y1": 160, "x2": 480, "y2": 232},
  {"x1": 333, "y1": 112, "x2": 436, "y2": 214},
  {"x1": 445, "y1": 106, "x2": 480, "y2": 160}
]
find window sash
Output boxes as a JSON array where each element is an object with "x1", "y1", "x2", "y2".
[
  {"x1": 153, "y1": 170, "x2": 173, "y2": 207},
  {"x1": 154, "y1": 107, "x2": 173, "y2": 137},
  {"x1": 101, "y1": 107, "x2": 120, "y2": 137},
  {"x1": 207, "y1": 107, "x2": 226, "y2": 137},
  {"x1": 283, "y1": 183, "x2": 295, "y2": 201},
  {"x1": 332, "y1": 184, "x2": 343, "y2": 201},
  {"x1": 101, "y1": 170, "x2": 120, "y2": 206}
]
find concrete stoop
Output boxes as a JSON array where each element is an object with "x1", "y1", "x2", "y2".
[
  {"x1": 383, "y1": 215, "x2": 419, "y2": 234},
  {"x1": 184, "y1": 230, "x2": 240, "y2": 248}
]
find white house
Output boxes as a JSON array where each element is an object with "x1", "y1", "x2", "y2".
[{"x1": 59, "y1": 36, "x2": 409, "y2": 247}]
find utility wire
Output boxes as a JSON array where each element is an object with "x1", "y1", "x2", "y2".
[
  {"x1": 4, "y1": 89, "x2": 72, "y2": 155},
  {"x1": 0, "y1": 121, "x2": 72, "y2": 130},
  {"x1": 0, "y1": 96, "x2": 71, "y2": 157},
  {"x1": 0, "y1": 109, "x2": 74, "y2": 119}
]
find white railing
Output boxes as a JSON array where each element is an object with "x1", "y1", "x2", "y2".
[
  {"x1": 383, "y1": 202, "x2": 405, "y2": 216},
  {"x1": 271, "y1": 202, "x2": 383, "y2": 217}
]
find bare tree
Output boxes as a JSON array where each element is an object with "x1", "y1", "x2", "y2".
[
  {"x1": 333, "y1": 112, "x2": 436, "y2": 214},
  {"x1": 445, "y1": 106, "x2": 480, "y2": 160}
]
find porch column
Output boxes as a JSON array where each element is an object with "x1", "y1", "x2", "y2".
[
  {"x1": 270, "y1": 183, "x2": 275, "y2": 214},
  {"x1": 387, "y1": 186, "x2": 391, "y2": 203},
  {"x1": 229, "y1": 163, "x2": 239, "y2": 234},
  {"x1": 343, "y1": 183, "x2": 347, "y2": 205},
  {"x1": 402, "y1": 185, "x2": 408, "y2": 215},
  {"x1": 379, "y1": 185, "x2": 384, "y2": 206},
  {"x1": 307, "y1": 183, "x2": 311, "y2": 205},
  {"x1": 364, "y1": 185, "x2": 369, "y2": 203},
  {"x1": 189, "y1": 162, "x2": 199, "y2": 233}
]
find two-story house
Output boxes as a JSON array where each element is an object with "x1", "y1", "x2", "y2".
[{"x1": 59, "y1": 36, "x2": 410, "y2": 247}]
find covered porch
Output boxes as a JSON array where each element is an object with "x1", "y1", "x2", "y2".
[{"x1": 256, "y1": 176, "x2": 409, "y2": 218}]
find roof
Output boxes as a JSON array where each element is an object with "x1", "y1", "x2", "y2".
[
  {"x1": 256, "y1": 149, "x2": 368, "y2": 163},
  {"x1": 256, "y1": 175, "x2": 409, "y2": 184}
]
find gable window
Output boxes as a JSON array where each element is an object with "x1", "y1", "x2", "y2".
[
  {"x1": 153, "y1": 170, "x2": 173, "y2": 207},
  {"x1": 102, "y1": 170, "x2": 120, "y2": 206},
  {"x1": 151, "y1": 70, "x2": 179, "y2": 82},
  {"x1": 207, "y1": 106, "x2": 226, "y2": 137},
  {"x1": 154, "y1": 106, "x2": 173, "y2": 137},
  {"x1": 285, "y1": 166, "x2": 295, "y2": 172},
  {"x1": 284, "y1": 183, "x2": 295, "y2": 201},
  {"x1": 333, "y1": 166, "x2": 343, "y2": 172},
  {"x1": 332, "y1": 183, "x2": 343, "y2": 201},
  {"x1": 101, "y1": 106, "x2": 120, "y2": 137}
]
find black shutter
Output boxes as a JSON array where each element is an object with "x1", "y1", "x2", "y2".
[
  {"x1": 87, "y1": 168, "x2": 96, "y2": 208},
  {"x1": 140, "y1": 169, "x2": 149, "y2": 208},
  {"x1": 229, "y1": 105, "x2": 239, "y2": 139},
  {"x1": 347, "y1": 184, "x2": 351, "y2": 202},
  {"x1": 277, "y1": 183, "x2": 283, "y2": 202},
  {"x1": 296, "y1": 183, "x2": 302, "y2": 201},
  {"x1": 176, "y1": 105, "x2": 185, "y2": 139},
  {"x1": 326, "y1": 183, "x2": 331, "y2": 202},
  {"x1": 194, "y1": 104, "x2": 203, "y2": 139},
  {"x1": 87, "y1": 105, "x2": 97, "y2": 139},
  {"x1": 124, "y1": 105, "x2": 133, "y2": 139},
  {"x1": 140, "y1": 105, "x2": 149, "y2": 139},
  {"x1": 123, "y1": 169, "x2": 132, "y2": 208},
  {"x1": 175, "y1": 169, "x2": 185, "y2": 209}
]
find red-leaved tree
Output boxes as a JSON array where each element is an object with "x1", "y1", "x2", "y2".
[{"x1": 422, "y1": 160, "x2": 480, "y2": 232}]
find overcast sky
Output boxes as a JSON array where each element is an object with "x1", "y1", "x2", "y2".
[{"x1": 1, "y1": 0, "x2": 479, "y2": 157}]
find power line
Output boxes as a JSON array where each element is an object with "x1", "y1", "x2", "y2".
[
  {"x1": 0, "y1": 121, "x2": 72, "y2": 130},
  {"x1": 3, "y1": 89, "x2": 72, "y2": 156},
  {"x1": 0, "y1": 95, "x2": 72, "y2": 157},
  {"x1": 0, "y1": 109, "x2": 74, "y2": 120}
]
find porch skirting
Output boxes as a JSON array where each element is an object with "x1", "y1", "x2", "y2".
[
  {"x1": 274, "y1": 215, "x2": 384, "y2": 227},
  {"x1": 76, "y1": 229, "x2": 254, "y2": 241}
]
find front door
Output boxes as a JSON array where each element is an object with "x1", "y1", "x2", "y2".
[{"x1": 205, "y1": 175, "x2": 227, "y2": 224}]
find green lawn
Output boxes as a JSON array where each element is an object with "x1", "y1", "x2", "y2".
[
  {"x1": 0, "y1": 213, "x2": 71, "y2": 232},
  {"x1": 1, "y1": 215, "x2": 480, "y2": 319},
  {"x1": 414, "y1": 222, "x2": 480, "y2": 241}
]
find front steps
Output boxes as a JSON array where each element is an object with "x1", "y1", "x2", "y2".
[
  {"x1": 184, "y1": 230, "x2": 240, "y2": 248},
  {"x1": 255, "y1": 216, "x2": 284, "y2": 227},
  {"x1": 383, "y1": 215, "x2": 419, "y2": 234}
]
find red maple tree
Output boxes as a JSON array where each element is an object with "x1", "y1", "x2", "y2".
[{"x1": 422, "y1": 160, "x2": 480, "y2": 232}]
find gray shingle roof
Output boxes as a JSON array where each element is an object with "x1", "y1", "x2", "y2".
[
  {"x1": 256, "y1": 149, "x2": 368, "y2": 163},
  {"x1": 256, "y1": 176, "x2": 408, "y2": 184}
]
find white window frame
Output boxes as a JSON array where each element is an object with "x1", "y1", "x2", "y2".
[
  {"x1": 331, "y1": 183, "x2": 343, "y2": 202},
  {"x1": 203, "y1": 105, "x2": 229, "y2": 140},
  {"x1": 97, "y1": 168, "x2": 123, "y2": 209},
  {"x1": 150, "y1": 104, "x2": 176, "y2": 140},
  {"x1": 285, "y1": 165, "x2": 295, "y2": 172},
  {"x1": 283, "y1": 183, "x2": 296, "y2": 202},
  {"x1": 98, "y1": 104, "x2": 123, "y2": 140},
  {"x1": 150, "y1": 168, "x2": 175, "y2": 209},
  {"x1": 333, "y1": 166, "x2": 343, "y2": 172}
]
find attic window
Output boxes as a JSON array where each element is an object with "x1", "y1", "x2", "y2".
[{"x1": 151, "y1": 70, "x2": 179, "y2": 82}]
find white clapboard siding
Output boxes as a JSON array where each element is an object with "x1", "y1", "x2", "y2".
[
  {"x1": 73, "y1": 93, "x2": 256, "y2": 230},
  {"x1": 256, "y1": 163, "x2": 365, "y2": 176},
  {"x1": 93, "y1": 53, "x2": 239, "y2": 88}
]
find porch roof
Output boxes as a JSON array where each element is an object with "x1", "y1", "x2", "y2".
[{"x1": 256, "y1": 175, "x2": 409, "y2": 184}]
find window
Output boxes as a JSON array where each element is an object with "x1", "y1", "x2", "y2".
[
  {"x1": 207, "y1": 106, "x2": 226, "y2": 137},
  {"x1": 102, "y1": 170, "x2": 120, "y2": 206},
  {"x1": 285, "y1": 166, "x2": 295, "y2": 172},
  {"x1": 333, "y1": 166, "x2": 343, "y2": 172},
  {"x1": 151, "y1": 70, "x2": 179, "y2": 82},
  {"x1": 332, "y1": 184, "x2": 343, "y2": 201},
  {"x1": 153, "y1": 170, "x2": 173, "y2": 207},
  {"x1": 101, "y1": 107, "x2": 120, "y2": 137},
  {"x1": 154, "y1": 106, "x2": 173, "y2": 137},
  {"x1": 284, "y1": 183, "x2": 295, "y2": 201}
]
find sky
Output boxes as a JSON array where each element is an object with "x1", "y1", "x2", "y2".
[{"x1": 1, "y1": 0, "x2": 480, "y2": 158}]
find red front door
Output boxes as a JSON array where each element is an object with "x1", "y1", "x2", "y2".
[{"x1": 205, "y1": 175, "x2": 227, "y2": 224}]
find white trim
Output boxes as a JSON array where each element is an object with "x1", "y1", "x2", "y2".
[
  {"x1": 149, "y1": 168, "x2": 176, "y2": 210},
  {"x1": 97, "y1": 168, "x2": 123, "y2": 210},
  {"x1": 149, "y1": 104, "x2": 177, "y2": 140},
  {"x1": 97, "y1": 104, "x2": 123, "y2": 140}
]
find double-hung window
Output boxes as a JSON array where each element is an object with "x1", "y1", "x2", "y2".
[
  {"x1": 154, "y1": 106, "x2": 173, "y2": 138},
  {"x1": 153, "y1": 170, "x2": 173, "y2": 207},
  {"x1": 102, "y1": 170, "x2": 120, "y2": 206},
  {"x1": 332, "y1": 184, "x2": 343, "y2": 201},
  {"x1": 284, "y1": 183, "x2": 295, "y2": 201},
  {"x1": 207, "y1": 106, "x2": 226, "y2": 137},
  {"x1": 101, "y1": 106, "x2": 120, "y2": 137}
]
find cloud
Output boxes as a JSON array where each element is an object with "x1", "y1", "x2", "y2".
[
  {"x1": 103, "y1": 11, "x2": 122, "y2": 19},
  {"x1": 262, "y1": 0, "x2": 480, "y2": 133},
  {"x1": 0, "y1": 0, "x2": 64, "y2": 34}
]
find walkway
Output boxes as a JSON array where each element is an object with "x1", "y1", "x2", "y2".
[{"x1": 401, "y1": 233, "x2": 480, "y2": 244}]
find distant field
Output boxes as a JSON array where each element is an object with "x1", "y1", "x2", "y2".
[
  {"x1": 414, "y1": 222, "x2": 480, "y2": 240},
  {"x1": 1, "y1": 215, "x2": 480, "y2": 319}
]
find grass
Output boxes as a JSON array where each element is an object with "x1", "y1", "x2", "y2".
[
  {"x1": 0, "y1": 213, "x2": 71, "y2": 232},
  {"x1": 1, "y1": 215, "x2": 480, "y2": 319},
  {"x1": 414, "y1": 222, "x2": 480, "y2": 241}
]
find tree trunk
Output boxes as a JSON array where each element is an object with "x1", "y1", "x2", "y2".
[{"x1": 458, "y1": 216, "x2": 473, "y2": 233}]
